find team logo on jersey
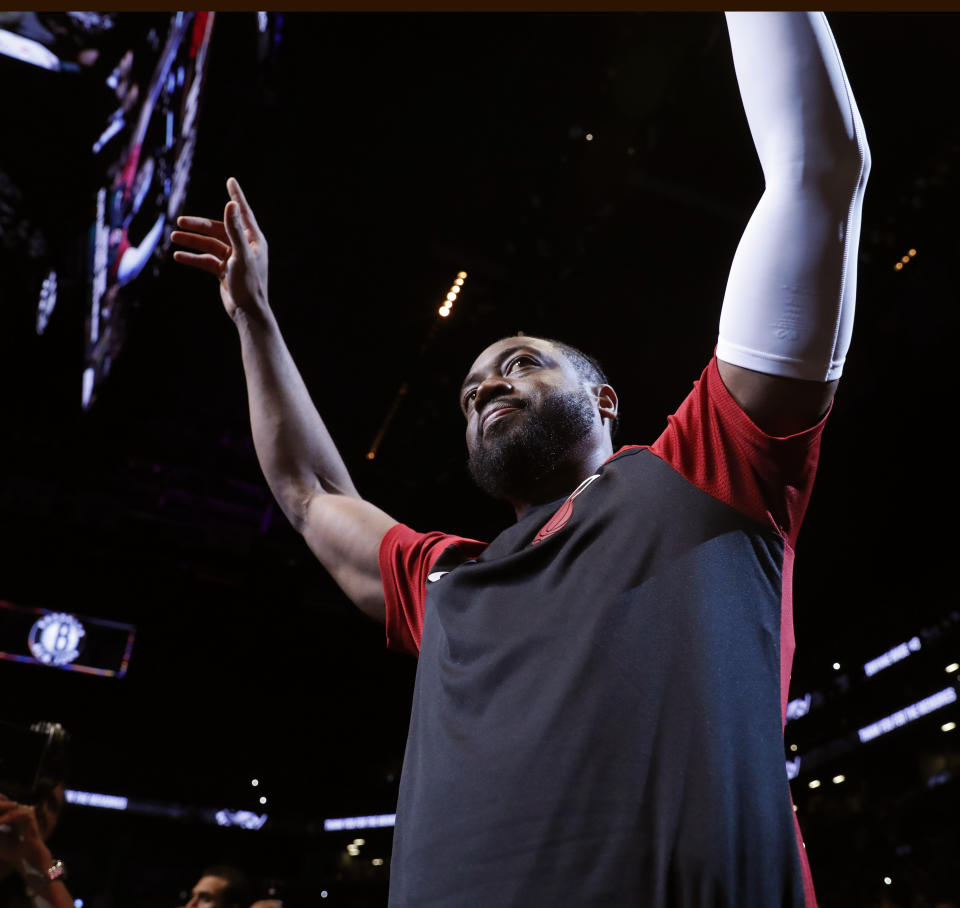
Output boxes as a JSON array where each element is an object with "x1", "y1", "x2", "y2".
[{"x1": 531, "y1": 473, "x2": 601, "y2": 545}]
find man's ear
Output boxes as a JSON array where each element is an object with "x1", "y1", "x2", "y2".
[{"x1": 593, "y1": 383, "x2": 618, "y2": 425}]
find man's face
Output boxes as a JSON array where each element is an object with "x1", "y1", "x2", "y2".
[
  {"x1": 460, "y1": 337, "x2": 600, "y2": 500},
  {"x1": 184, "y1": 875, "x2": 231, "y2": 908}
]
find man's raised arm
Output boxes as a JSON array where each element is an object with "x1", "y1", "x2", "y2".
[
  {"x1": 717, "y1": 12, "x2": 870, "y2": 436},
  {"x1": 172, "y1": 178, "x2": 396, "y2": 622}
]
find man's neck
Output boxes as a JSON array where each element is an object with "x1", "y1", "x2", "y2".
[{"x1": 509, "y1": 445, "x2": 612, "y2": 520}]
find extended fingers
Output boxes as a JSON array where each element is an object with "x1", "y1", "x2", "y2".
[
  {"x1": 176, "y1": 215, "x2": 229, "y2": 244},
  {"x1": 170, "y1": 229, "x2": 230, "y2": 259},
  {"x1": 172, "y1": 250, "x2": 227, "y2": 277}
]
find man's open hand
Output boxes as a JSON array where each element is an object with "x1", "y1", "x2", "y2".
[{"x1": 171, "y1": 177, "x2": 269, "y2": 321}]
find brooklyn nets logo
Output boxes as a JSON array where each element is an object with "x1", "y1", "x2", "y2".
[{"x1": 28, "y1": 612, "x2": 87, "y2": 667}]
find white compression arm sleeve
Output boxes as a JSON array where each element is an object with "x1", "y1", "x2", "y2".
[{"x1": 718, "y1": 12, "x2": 870, "y2": 382}]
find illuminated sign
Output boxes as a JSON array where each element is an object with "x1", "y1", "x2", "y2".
[
  {"x1": 28, "y1": 613, "x2": 86, "y2": 667},
  {"x1": 323, "y1": 814, "x2": 396, "y2": 831},
  {"x1": 857, "y1": 687, "x2": 958, "y2": 744},
  {"x1": 1, "y1": 600, "x2": 136, "y2": 678},
  {"x1": 864, "y1": 636, "x2": 921, "y2": 677},
  {"x1": 65, "y1": 789, "x2": 128, "y2": 811}
]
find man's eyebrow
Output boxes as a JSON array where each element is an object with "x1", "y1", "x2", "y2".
[{"x1": 460, "y1": 345, "x2": 546, "y2": 396}]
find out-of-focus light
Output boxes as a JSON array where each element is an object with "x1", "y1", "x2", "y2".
[
  {"x1": 585, "y1": 133, "x2": 594, "y2": 141},
  {"x1": 832, "y1": 774, "x2": 846, "y2": 784},
  {"x1": 215, "y1": 809, "x2": 267, "y2": 830},
  {"x1": 36, "y1": 270, "x2": 58, "y2": 335},
  {"x1": 0, "y1": 28, "x2": 62, "y2": 70},
  {"x1": 455, "y1": 278, "x2": 464, "y2": 285},
  {"x1": 901, "y1": 255, "x2": 910, "y2": 263},
  {"x1": 789, "y1": 744, "x2": 798, "y2": 752},
  {"x1": 259, "y1": 796, "x2": 267, "y2": 805},
  {"x1": 909, "y1": 248, "x2": 917, "y2": 256},
  {"x1": 942, "y1": 721, "x2": 957, "y2": 732},
  {"x1": 808, "y1": 779, "x2": 821, "y2": 789},
  {"x1": 251, "y1": 779, "x2": 259, "y2": 787},
  {"x1": 786, "y1": 693, "x2": 811, "y2": 722},
  {"x1": 450, "y1": 285, "x2": 460, "y2": 294},
  {"x1": 832, "y1": 662, "x2": 841, "y2": 671},
  {"x1": 372, "y1": 858, "x2": 384, "y2": 866},
  {"x1": 353, "y1": 838, "x2": 365, "y2": 846},
  {"x1": 894, "y1": 262, "x2": 903, "y2": 271},
  {"x1": 446, "y1": 292, "x2": 456, "y2": 301},
  {"x1": 457, "y1": 271, "x2": 467, "y2": 278},
  {"x1": 438, "y1": 307, "x2": 450, "y2": 318},
  {"x1": 74, "y1": 900, "x2": 84, "y2": 908},
  {"x1": 884, "y1": 877, "x2": 892, "y2": 886},
  {"x1": 366, "y1": 451, "x2": 376, "y2": 460},
  {"x1": 792, "y1": 804, "x2": 798, "y2": 812},
  {"x1": 347, "y1": 844, "x2": 360, "y2": 856},
  {"x1": 82, "y1": 367, "x2": 96, "y2": 410},
  {"x1": 946, "y1": 662, "x2": 959, "y2": 673},
  {"x1": 258, "y1": 11, "x2": 269, "y2": 32},
  {"x1": 321, "y1": 892, "x2": 328, "y2": 899}
]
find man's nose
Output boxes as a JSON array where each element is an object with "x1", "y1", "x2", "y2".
[{"x1": 474, "y1": 375, "x2": 513, "y2": 409}]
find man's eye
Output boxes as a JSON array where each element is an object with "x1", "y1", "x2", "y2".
[
  {"x1": 506, "y1": 355, "x2": 535, "y2": 373},
  {"x1": 464, "y1": 389, "x2": 477, "y2": 407}
]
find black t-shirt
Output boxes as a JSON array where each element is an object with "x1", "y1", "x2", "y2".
[{"x1": 379, "y1": 357, "x2": 825, "y2": 907}]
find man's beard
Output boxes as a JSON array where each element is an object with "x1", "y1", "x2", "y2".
[{"x1": 467, "y1": 386, "x2": 596, "y2": 502}]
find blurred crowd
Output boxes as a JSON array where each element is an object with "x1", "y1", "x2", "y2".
[{"x1": 0, "y1": 721, "x2": 287, "y2": 908}]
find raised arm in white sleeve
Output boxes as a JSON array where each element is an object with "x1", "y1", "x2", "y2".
[{"x1": 717, "y1": 12, "x2": 870, "y2": 430}]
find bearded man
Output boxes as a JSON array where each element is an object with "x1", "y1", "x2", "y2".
[{"x1": 173, "y1": 11, "x2": 869, "y2": 906}]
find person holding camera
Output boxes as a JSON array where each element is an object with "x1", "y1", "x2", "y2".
[{"x1": 0, "y1": 724, "x2": 73, "y2": 908}]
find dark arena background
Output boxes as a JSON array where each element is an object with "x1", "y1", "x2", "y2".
[{"x1": 1, "y1": 12, "x2": 958, "y2": 907}]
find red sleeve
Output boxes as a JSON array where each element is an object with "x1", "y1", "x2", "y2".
[
  {"x1": 648, "y1": 355, "x2": 829, "y2": 547},
  {"x1": 378, "y1": 524, "x2": 488, "y2": 656}
]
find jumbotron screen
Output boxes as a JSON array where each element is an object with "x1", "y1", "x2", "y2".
[
  {"x1": 84, "y1": 11, "x2": 216, "y2": 409},
  {"x1": 0, "y1": 11, "x2": 221, "y2": 408}
]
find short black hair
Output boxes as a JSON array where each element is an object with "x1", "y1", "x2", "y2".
[
  {"x1": 201, "y1": 865, "x2": 251, "y2": 907},
  {"x1": 536, "y1": 336, "x2": 621, "y2": 440}
]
